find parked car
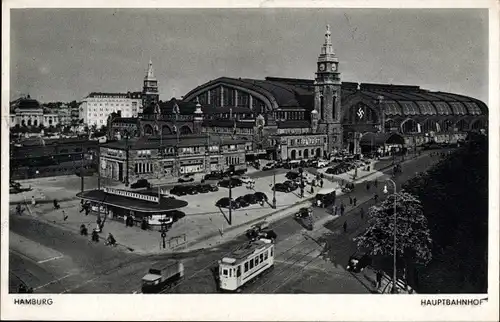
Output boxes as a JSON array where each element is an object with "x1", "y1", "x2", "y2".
[
  {"x1": 273, "y1": 183, "x2": 293, "y2": 193},
  {"x1": 170, "y1": 185, "x2": 188, "y2": 196},
  {"x1": 346, "y1": 251, "x2": 372, "y2": 273},
  {"x1": 131, "y1": 179, "x2": 152, "y2": 189},
  {"x1": 285, "y1": 171, "x2": 300, "y2": 181},
  {"x1": 235, "y1": 196, "x2": 250, "y2": 208},
  {"x1": 164, "y1": 210, "x2": 186, "y2": 222},
  {"x1": 178, "y1": 175, "x2": 195, "y2": 183},
  {"x1": 283, "y1": 180, "x2": 298, "y2": 191},
  {"x1": 246, "y1": 221, "x2": 277, "y2": 242},
  {"x1": 253, "y1": 192, "x2": 268, "y2": 203},
  {"x1": 218, "y1": 178, "x2": 243, "y2": 188},
  {"x1": 262, "y1": 162, "x2": 276, "y2": 171},
  {"x1": 204, "y1": 172, "x2": 224, "y2": 181},
  {"x1": 239, "y1": 176, "x2": 255, "y2": 185},
  {"x1": 197, "y1": 184, "x2": 211, "y2": 193},
  {"x1": 242, "y1": 193, "x2": 258, "y2": 204},
  {"x1": 295, "y1": 207, "x2": 313, "y2": 230},
  {"x1": 215, "y1": 197, "x2": 240, "y2": 209},
  {"x1": 316, "y1": 160, "x2": 329, "y2": 168}
]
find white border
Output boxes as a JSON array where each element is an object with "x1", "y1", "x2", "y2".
[{"x1": 1, "y1": 1, "x2": 499, "y2": 321}]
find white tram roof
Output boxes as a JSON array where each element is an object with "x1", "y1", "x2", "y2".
[
  {"x1": 317, "y1": 188, "x2": 336, "y2": 195},
  {"x1": 223, "y1": 241, "x2": 273, "y2": 264}
]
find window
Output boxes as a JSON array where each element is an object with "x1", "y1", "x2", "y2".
[
  {"x1": 223, "y1": 269, "x2": 228, "y2": 276},
  {"x1": 264, "y1": 251, "x2": 268, "y2": 260},
  {"x1": 229, "y1": 269, "x2": 232, "y2": 277},
  {"x1": 236, "y1": 266, "x2": 241, "y2": 277},
  {"x1": 434, "y1": 102, "x2": 452, "y2": 115},
  {"x1": 449, "y1": 102, "x2": 467, "y2": 115},
  {"x1": 254, "y1": 256, "x2": 259, "y2": 265},
  {"x1": 260, "y1": 253, "x2": 263, "y2": 262},
  {"x1": 270, "y1": 247, "x2": 273, "y2": 256},
  {"x1": 249, "y1": 259, "x2": 254, "y2": 269}
]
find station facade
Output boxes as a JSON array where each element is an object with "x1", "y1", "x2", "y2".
[{"x1": 107, "y1": 25, "x2": 488, "y2": 163}]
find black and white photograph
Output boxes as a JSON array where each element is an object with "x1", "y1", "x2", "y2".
[{"x1": 2, "y1": 2, "x2": 499, "y2": 321}]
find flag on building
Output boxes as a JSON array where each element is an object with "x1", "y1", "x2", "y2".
[
  {"x1": 436, "y1": 122, "x2": 441, "y2": 132},
  {"x1": 417, "y1": 123, "x2": 422, "y2": 133}
]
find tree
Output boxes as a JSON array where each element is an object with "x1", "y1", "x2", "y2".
[{"x1": 355, "y1": 191, "x2": 432, "y2": 287}]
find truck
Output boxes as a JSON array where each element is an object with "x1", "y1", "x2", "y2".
[{"x1": 141, "y1": 260, "x2": 185, "y2": 293}]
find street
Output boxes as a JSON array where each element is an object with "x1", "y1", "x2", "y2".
[{"x1": 9, "y1": 151, "x2": 443, "y2": 294}]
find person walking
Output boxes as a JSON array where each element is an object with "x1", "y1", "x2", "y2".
[
  {"x1": 366, "y1": 182, "x2": 371, "y2": 191},
  {"x1": 62, "y1": 210, "x2": 68, "y2": 221},
  {"x1": 31, "y1": 196, "x2": 36, "y2": 207},
  {"x1": 349, "y1": 196, "x2": 353, "y2": 205},
  {"x1": 360, "y1": 207, "x2": 364, "y2": 219},
  {"x1": 340, "y1": 203, "x2": 345, "y2": 216},
  {"x1": 376, "y1": 270, "x2": 383, "y2": 289},
  {"x1": 353, "y1": 197, "x2": 357, "y2": 206},
  {"x1": 374, "y1": 194, "x2": 379, "y2": 203},
  {"x1": 343, "y1": 221, "x2": 347, "y2": 233}
]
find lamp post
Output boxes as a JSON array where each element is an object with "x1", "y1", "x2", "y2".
[
  {"x1": 125, "y1": 132, "x2": 130, "y2": 187},
  {"x1": 383, "y1": 179, "x2": 398, "y2": 294},
  {"x1": 272, "y1": 171, "x2": 277, "y2": 209},
  {"x1": 159, "y1": 217, "x2": 167, "y2": 249},
  {"x1": 228, "y1": 165, "x2": 235, "y2": 225},
  {"x1": 80, "y1": 142, "x2": 85, "y2": 194}
]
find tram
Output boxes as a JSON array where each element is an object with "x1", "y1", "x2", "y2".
[{"x1": 218, "y1": 239, "x2": 275, "y2": 292}]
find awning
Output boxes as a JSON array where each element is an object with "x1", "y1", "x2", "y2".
[
  {"x1": 76, "y1": 190, "x2": 188, "y2": 213},
  {"x1": 359, "y1": 132, "x2": 405, "y2": 147}
]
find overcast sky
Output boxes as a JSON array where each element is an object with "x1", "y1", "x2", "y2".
[{"x1": 10, "y1": 8, "x2": 488, "y2": 104}]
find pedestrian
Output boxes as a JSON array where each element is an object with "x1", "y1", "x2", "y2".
[
  {"x1": 340, "y1": 203, "x2": 345, "y2": 216},
  {"x1": 374, "y1": 194, "x2": 379, "y2": 203},
  {"x1": 366, "y1": 182, "x2": 370, "y2": 191},
  {"x1": 353, "y1": 197, "x2": 357, "y2": 206},
  {"x1": 97, "y1": 217, "x2": 102, "y2": 227},
  {"x1": 320, "y1": 179, "x2": 324, "y2": 188},
  {"x1": 62, "y1": 210, "x2": 68, "y2": 221},
  {"x1": 16, "y1": 203, "x2": 23, "y2": 215},
  {"x1": 343, "y1": 221, "x2": 347, "y2": 233},
  {"x1": 360, "y1": 208, "x2": 364, "y2": 219},
  {"x1": 376, "y1": 271, "x2": 383, "y2": 289},
  {"x1": 349, "y1": 196, "x2": 353, "y2": 205},
  {"x1": 31, "y1": 196, "x2": 36, "y2": 207}
]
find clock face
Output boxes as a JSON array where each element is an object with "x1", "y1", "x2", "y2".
[
  {"x1": 319, "y1": 64, "x2": 325, "y2": 71},
  {"x1": 331, "y1": 64, "x2": 337, "y2": 71}
]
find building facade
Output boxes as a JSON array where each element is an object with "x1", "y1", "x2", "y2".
[
  {"x1": 79, "y1": 92, "x2": 143, "y2": 128},
  {"x1": 99, "y1": 134, "x2": 247, "y2": 182},
  {"x1": 9, "y1": 96, "x2": 60, "y2": 128}
]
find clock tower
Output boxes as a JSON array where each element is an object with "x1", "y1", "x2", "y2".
[
  {"x1": 142, "y1": 60, "x2": 159, "y2": 114},
  {"x1": 314, "y1": 25, "x2": 343, "y2": 154}
]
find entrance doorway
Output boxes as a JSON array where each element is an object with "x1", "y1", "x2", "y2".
[{"x1": 118, "y1": 163, "x2": 123, "y2": 181}]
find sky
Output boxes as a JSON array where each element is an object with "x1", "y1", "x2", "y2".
[{"x1": 9, "y1": 8, "x2": 489, "y2": 104}]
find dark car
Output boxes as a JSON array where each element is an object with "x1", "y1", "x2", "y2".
[
  {"x1": 283, "y1": 180, "x2": 298, "y2": 191},
  {"x1": 253, "y1": 192, "x2": 268, "y2": 203},
  {"x1": 346, "y1": 252, "x2": 372, "y2": 273},
  {"x1": 178, "y1": 175, "x2": 195, "y2": 183},
  {"x1": 204, "y1": 172, "x2": 224, "y2": 181},
  {"x1": 185, "y1": 185, "x2": 198, "y2": 195},
  {"x1": 218, "y1": 178, "x2": 243, "y2": 188},
  {"x1": 285, "y1": 171, "x2": 300, "y2": 180},
  {"x1": 243, "y1": 193, "x2": 258, "y2": 204},
  {"x1": 170, "y1": 185, "x2": 188, "y2": 196},
  {"x1": 215, "y1": 197, "x2": 240, "y2": 209},
  {"x1": 273, "y1": 183, "x2": 293, "y2": 193},
  {"x1": 131, "y1": 179, "x2": 151, "y2": 189},
  {"x1": 197, "y1": 184, "x2": 211, "y2": 193},
  {"x1": 235, "y1": 196, "x2": 249, "y2": 208},
  {"x1": 164, "y1": 210, "x2": 186, "y2": 222},
  {"x1": 295, "y1": 207, "x2": 313, "y2": 230}
]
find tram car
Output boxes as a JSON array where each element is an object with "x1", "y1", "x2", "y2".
[{"x1": 218, "y1": 239, "x2": 275, "y2": 292}]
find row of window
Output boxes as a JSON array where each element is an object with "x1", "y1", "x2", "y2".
[
  {"x1": 226, "y1": 156, "x2": 242, "y2": 165},
  {"x1": 135, "y1": 162, "x2": 153, "y2": 174},
  {"x1": 383, "y1": 100, "x2": 482, "y2": 116},
  {"x1": 243, "y1": 248, "x2": 272, "y2": 274},
  {"x1": 275, "y1": 111, "x2": 306, "y2": 121},
  {"x1": 288, "y1": 137, "x2": 325, "y2": 146}
]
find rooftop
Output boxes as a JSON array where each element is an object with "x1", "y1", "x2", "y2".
[{"x1": 76, "y1": 189, "x2": 188, "y2": 213}]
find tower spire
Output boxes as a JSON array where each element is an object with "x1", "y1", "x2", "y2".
[
  {"x1": 321, "y1": 24, "x2": 334, "y2": 56},
  {"x1": 145, "y1": 59, "x2": 156, "y2": 80}
]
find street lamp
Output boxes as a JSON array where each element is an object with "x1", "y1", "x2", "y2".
[
  {"x1": 125, "y1": 132, "x2": 130, "y2": 187},
  {"x1": 272, "y1": 171, "x2": 277, "y2": 209},
  {"x1": 228, "y1": 165, "x2": 235, "y2": 225},
  {"x1": 383, "y1": 179, "x2": 398, "y2": 294}
]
